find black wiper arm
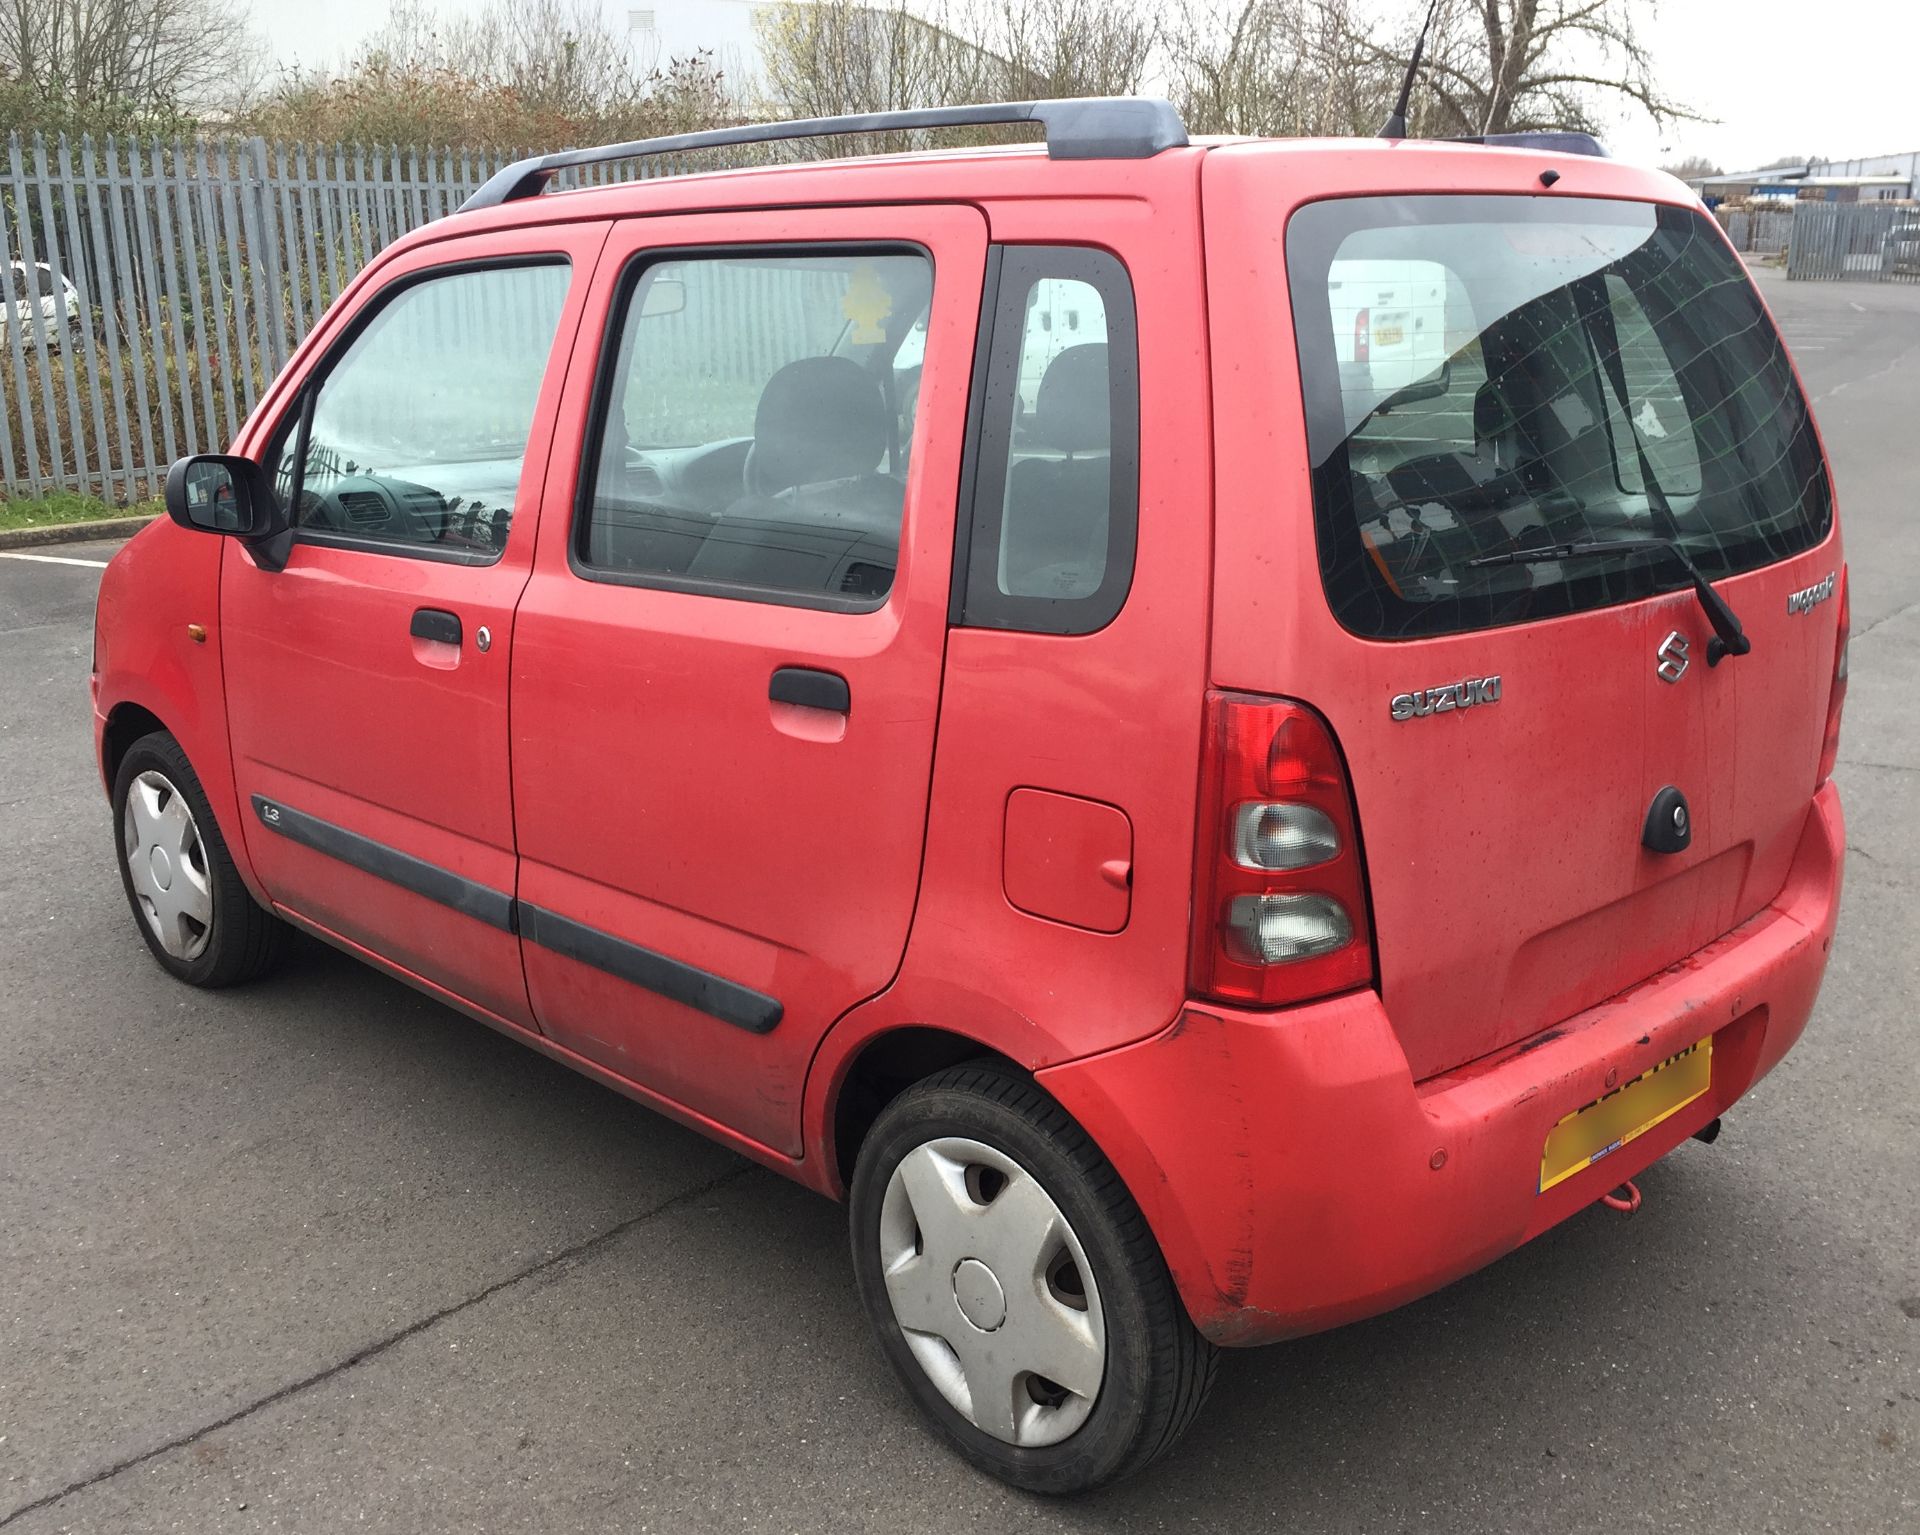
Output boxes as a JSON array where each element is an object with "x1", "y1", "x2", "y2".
[{"x1": 1468, "y1": 536, "x2": 1752, "y2": 665}]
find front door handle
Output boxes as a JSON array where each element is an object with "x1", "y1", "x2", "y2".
[
  {"x1": 769, "y1": 667, "x2": 850, "y2": 714},
  {"x1": 410, "y1": 608, "x2": 462, "y2": 646}
]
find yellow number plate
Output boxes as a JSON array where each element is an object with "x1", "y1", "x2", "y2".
[
  {"x1": 1373, "y1": 323, "x2": 1405, "y2": 346},
  {"x1": 1539, "y1": 1038, "x2": 1711, "y2": 1193}
]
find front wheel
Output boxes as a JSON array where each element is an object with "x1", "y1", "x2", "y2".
[
  {"x1": 848, "y1": 1063, "x2": 1217, "y2": 1494},
  {"x1": 111, "y1": 730, "x2": 288, "y2": 987}
]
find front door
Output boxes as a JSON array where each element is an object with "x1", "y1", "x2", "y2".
[
  {"x1": 511, "y1": 205, "x2": 988, "y2": 1154},
  {"x1": 222, "y1": 225, "x2": 608, "y2": 1026}
]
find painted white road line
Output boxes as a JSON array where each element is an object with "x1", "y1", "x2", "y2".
[{"x1": 0, "y1": 550, "x2": 110, "y2": 568}]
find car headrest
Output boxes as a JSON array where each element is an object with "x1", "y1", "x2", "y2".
[
  {"x1": 747, "y1": 356, "x2": 887, "y2": 496},
  {"x1": 1029, "y1": 344, "x2": 1110, "y2": 453},
  {"x1": 1473, "y1": 381, "x2": 1513, "y2": 442}
]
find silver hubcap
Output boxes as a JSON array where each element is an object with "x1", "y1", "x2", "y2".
[
  {"x1": 878, "y1": 1136, "x2": 1105, "y2": 1447},
  {"x1": 122, "y1": 770, "x2": 213, "y2": 960}
]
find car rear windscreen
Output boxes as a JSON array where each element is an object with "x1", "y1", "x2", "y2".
[{"x1": 1286, "y1": 196, "x2": 1831, "y2": 639}]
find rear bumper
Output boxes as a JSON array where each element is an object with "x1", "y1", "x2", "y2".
[{"x1": 1039, "y1": 783, "x2": 1845, "y2": 1347}]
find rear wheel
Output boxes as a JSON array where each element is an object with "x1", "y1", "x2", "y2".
[
  {"x1": 112, "y1": 731, "x2": 288, "y2": 987},
  {"x1": 848, "y1": 1063, "x2": 1217, "y2": 1493}
]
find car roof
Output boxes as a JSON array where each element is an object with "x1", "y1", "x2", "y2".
[{"x1": 383, "y1": 130, "x2": 1693, "y2": 260}]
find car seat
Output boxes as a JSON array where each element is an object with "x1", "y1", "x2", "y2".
[
  {"x1": 690, "y1": 356, "x2": 904, "y2": 592},
  {"x1": 998, "y1": 344, "x2": 1111, "y2": 598}
]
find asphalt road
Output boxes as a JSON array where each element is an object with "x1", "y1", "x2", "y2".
[{"x1": 2, "y1": 267, "x2": 1915, "y2": 1533}]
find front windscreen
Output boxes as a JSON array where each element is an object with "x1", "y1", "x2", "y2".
[{"x1": 1286, "y1": 196, "x2": 1831, "y2": 639}]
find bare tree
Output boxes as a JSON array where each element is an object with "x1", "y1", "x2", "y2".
[
  {"x1": 754, "y1": 0, "x2": 1158, "y2": 138},
  {"x1": 1170, "y1": 0, "x2": 1385, "y2": 138},
  {"x1": 0, "y1": 0, "x2": 257, "y2": 110},
  {"x1": 1383, "y1": 0, "x2": 1696, "y2": 137},
  {"x1": 1168, "y1": 0, "x2": 1693, "y2": 142},
  {"x1": 353, "y1": 0, "x2": 640, "y2": 120},
  {"x1": 249, "y1": 0, "x2": 740, "y2": 150},
  {"x1": 755, "y1": 1, "x2": 968, "y2": 127},
  {"x1": 979, "y1": 0, "x2": 1159, "y2": 99},
  {"x1": 1660, "y1": 154, "x2": 1720, "y2": 180}
]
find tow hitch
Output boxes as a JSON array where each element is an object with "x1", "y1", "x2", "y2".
[
  {"x1": 1599, "y1": 1180, "x2": 1643, "y2": 1215},
  {"x1": 1596, "y1": 1116, "x2": 1721, "y2": 1216}
]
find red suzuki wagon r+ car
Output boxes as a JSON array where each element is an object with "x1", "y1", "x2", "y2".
[{"x1": 92, "y1": 98, "x2": 1848, "y2": 1493}]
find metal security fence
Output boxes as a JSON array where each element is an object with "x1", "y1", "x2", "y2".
[
  {"x1": 1716, "y1": 205, "x2": 1794, "y2": 258},
  {"x1": 0, "y1": 134, "x2": 543, "y2": 500},
  {"x1": 0, "y1": 132, "x2": 761, "y2": 502},
  {"x1": 1787, "y1": 202, "x2": 1920, "y2": 283}
]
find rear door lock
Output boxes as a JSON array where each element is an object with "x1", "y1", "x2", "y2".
[{"x1": 1643, "y1": 786, "x2": 1692, "y2": 854}]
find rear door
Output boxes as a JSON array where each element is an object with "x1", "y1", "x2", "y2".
[
  {"x1": 1206, "y1": 156, "x2": 1839, "y2": 1079},
  {"x1": 511, "y1": 205, "x2": 987, "y2": 1154}
]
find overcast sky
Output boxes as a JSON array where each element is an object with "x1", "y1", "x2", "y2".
[{"x1": 246, "y1": 0, "x2": 1920, "y2": 173}]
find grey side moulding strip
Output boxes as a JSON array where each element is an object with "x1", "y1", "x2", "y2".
[
  {"x1": 250, "y1": 795, "x2": 783, "y2": 1034},
  {"x1": 517, "y1": 903, "x2": 784, "y2": 1036},
  {"x1": 251, "y1": 795, "x2": 515, "y2": 932}
]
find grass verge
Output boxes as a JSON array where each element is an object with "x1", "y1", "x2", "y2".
[{"x1": 0, "y1": 491, "x2": 162, "y2": 533}]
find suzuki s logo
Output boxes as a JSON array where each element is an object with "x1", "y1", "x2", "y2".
[
  {"x1": 1656, "y1": 631, "x2": 1691, "y2": 684},
  {"x1": 1787, "y1": 571, "x2": 1836, "y2": 615},
  {"x1": 1389, "y1": 675, "x2": 1502, "y2": 721}
]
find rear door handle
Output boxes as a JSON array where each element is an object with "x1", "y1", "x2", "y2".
[
  {"x1": 769, "y1": 667, "x2": 850, "y2": 714},
  {"x1": 410, "y1": 608, "x2": 462, "y2": 646}
]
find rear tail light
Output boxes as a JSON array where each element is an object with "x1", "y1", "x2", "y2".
[
  {"x1": 1353, "y1": 308, "x2": 1371, "y2": 364},
  {"x1": 1817, "y1": 567, "x2": 1849, "y2": 785},
  {"x1": 1191, "y1": 692, "x2": 1375, "y2": 1007}
]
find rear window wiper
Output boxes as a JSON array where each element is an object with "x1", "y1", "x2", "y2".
[{"x1": 1469, "y1": 535, "x2": 1752, "y2": 665}]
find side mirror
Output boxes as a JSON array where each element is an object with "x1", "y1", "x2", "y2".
[
  {"x1": 163, "y1": 454, "x2": 292, "y2": 569},
  {"x1": 1388, "y1": 360, "x2": 1452, "y2": 406}
]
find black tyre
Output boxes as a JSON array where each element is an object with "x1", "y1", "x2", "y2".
[
  {"x1": 111, "y1": 730, "x2": 289, "y2": 987},
  {"x1": 849, "y1": 1062, "x2": 1217, "y2": 1494}
]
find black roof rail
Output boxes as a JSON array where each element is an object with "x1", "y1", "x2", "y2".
[
  {"x1": 460, "y1": 97, "x2": 1189, "y2": 212},
  {"x1": 1450, "y1": 130, "x2": 1608, "y2": 158}
]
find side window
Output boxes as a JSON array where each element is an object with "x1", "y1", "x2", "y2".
[
  {"x1": 1601, "y1": 273, "x2": 1704, "y2": 495},
  {"x1": 577, "y1": 249, "x2": 934, "y2": 608},
  {"x1": 959, "y1": 246, "x2": 1138, "y2": 634},
  {"x1": 269, "y1": 262, "x2": 569, "y2": 561}
]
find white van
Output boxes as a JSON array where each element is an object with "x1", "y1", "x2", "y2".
[{"x1": 1328, "y1": 256, "x2": 1463, "y2": 418}]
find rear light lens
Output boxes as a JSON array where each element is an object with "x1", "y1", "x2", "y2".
[
  {"x1": 1225, "y1": 893, "x2": 1354, "y2": 964},
  {"x1": 1191, "y1": 692, "x2": 1375, "y2": 1007},
  {"x1": 1817, "y1": 567, "x2": 1849, "y2": 785},
  {"x1": 1353, "y1": 308, "x2": 1371, "y2": 364},
  {"x1": 1231, "y1": 802, "x2": 1339, "y2": 870}
]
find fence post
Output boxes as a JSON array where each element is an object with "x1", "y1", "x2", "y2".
[
  {"x1": 101, "y1": 134, "x2": 161, "y2": 490},
  {"x1": 0, "y1": 136, "x2": 42, "y2": 495},
  {"x1": 28, "y1": 133, "x2": 86, "y2": 491},
  {"x1": 0, "y1": 163, "x2": 26, "y2": 495},
  {"x1": 246, "y1": 136, "x2": 290, "y2": 374}
]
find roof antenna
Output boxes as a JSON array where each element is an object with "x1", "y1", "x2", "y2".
[{"x1": 1380, "y1": 0, "x2": 1444, "y2": 139}]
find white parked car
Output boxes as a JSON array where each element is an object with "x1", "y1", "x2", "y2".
[{"x1": 3, "y1": 260, "x2": 84, "y2": 350}]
